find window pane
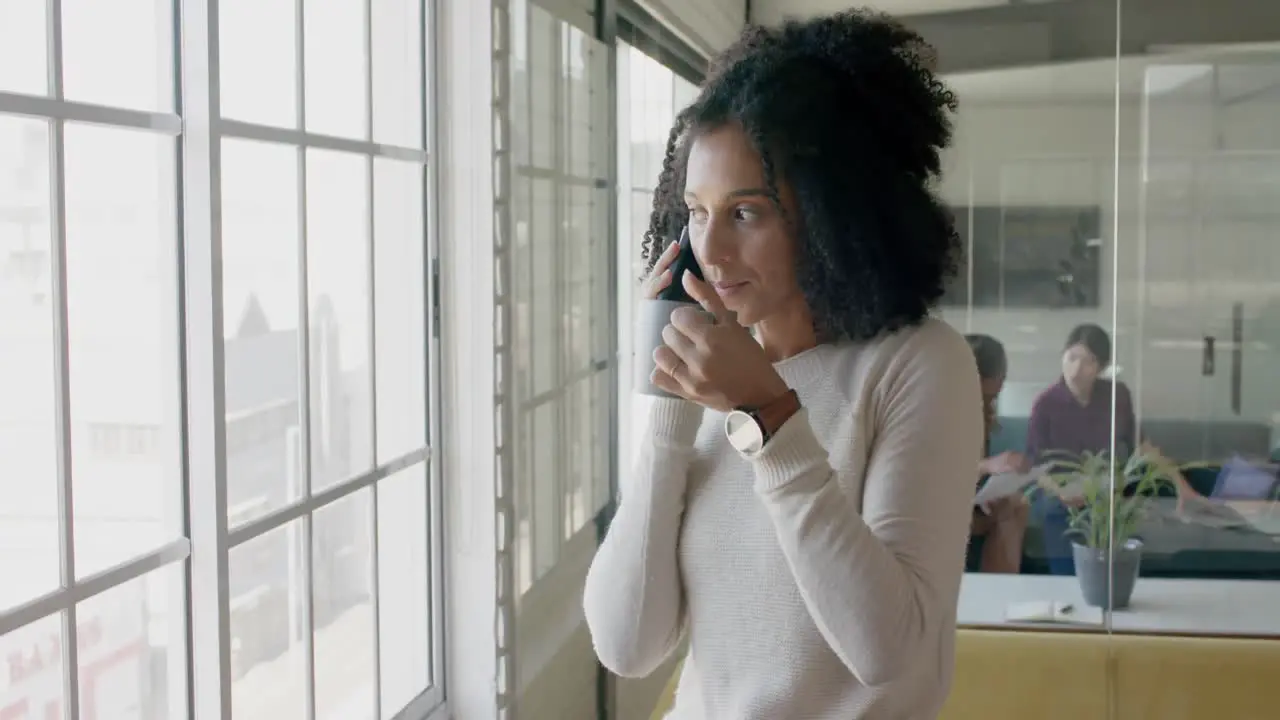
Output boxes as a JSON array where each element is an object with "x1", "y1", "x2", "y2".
[
  {"x1": 590, "y1": 45, "x2": 610, "y2": 181},
  {"x1": 313, "y1": 490, "x2": 375, "y2": 720},
  {"x1": 230, "y1": 522, "x2": 306, "y2": 720},
  {"x1": 0, "y1": 115, "x2": 60, "y2": 611},
  {"x1": 219, "y1": 0, "x2": 298, "y2": 128},
  {"x1": 533, "y1": 401, "x2": 558, "y2": 578},
  {"x1": 564, "y1": 30, "x2": 590, "y2": 177},
  {"x1": 61, "y1": 0, "x2": 174, "y2": 112},
  {"x1": 513, "y1": 176, "x2": 532, "y2": 400},
  {"x1": 565, "y1": 185, "x2": 591, "y2": 373},
  {"x1": 641, "y1": 53, "x2": 673, "y2": 188},
  {"x1": 514, "y1": 410, "x2": 534, "y2": 596},
  {"x1": 372, "y1": 158, "x2": 426, "y2": 463},
  {"x1": 63, "y1": 123, "x2": 181, "y2": 579},
  {"x1": 529, "y1": 6, "x2": 556, "y2": 170},
  {"x1": 377, "y1": 463, "x2": 431, "y2": 715},
  {"x1": 591, "y1": 369, "x2": 610, "y2": 515},
  {"x1": 563, "y1": 378, "x2": 592, "y2": 540},
  {"x1": 0, "y1": 613, "x2": 65, "y2": 718},
  {"x1": 629, "y1": 191, "x2": 652, "y2": 276},
  {"x1": 76, "y1": 563, "x2": 186, "y2": 720},
  {"x1": 304, "y1": 0, "x2": 368, "y2": 140},
  {"x1": 626, "y1": 52, "x2": 651, "y2": 190},
  {"x1": 371, "y1": 0, "x2": 423, "y2": 148},
  {"x1": 220, "y1": 138, "x2": 303, "y2": 526},
  {"x1": 591, "y1": 187, "x2": 611, "y2": 361},
  {"x1": 674, "y1": 76, "x2": 698, "y2": 112},
  {"x1": 531, "y1": 179, "x2": 556, "y2": 395},
  {"x1": 510, "y1": 0, "x2": 530, "y2": 167},
  {"x1": 0, "y1": 0, "x2": 48, "y2": 95},
  {"x1": 306, "y1": 149, "x2": 373, "y2": 488}
]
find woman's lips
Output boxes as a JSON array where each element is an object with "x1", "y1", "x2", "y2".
[{"x1": 712, "y1": 281, "x2": 748, "y2": 297}]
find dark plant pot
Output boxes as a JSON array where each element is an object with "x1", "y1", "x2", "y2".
[{"x1": 1071, "y1": 538, "x2": 1143, "y2": 610}]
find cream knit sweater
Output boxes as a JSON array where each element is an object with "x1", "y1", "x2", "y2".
[{"x1": 584, "y1": 318, "x2": 982, "y2": 719}]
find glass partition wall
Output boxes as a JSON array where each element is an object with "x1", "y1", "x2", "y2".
[{"x1": 943, "y1": 0, "x2": 1280, "y2": 652}]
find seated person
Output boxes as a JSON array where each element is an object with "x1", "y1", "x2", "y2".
[
  {"x1": 1027, "y1": 323, "x2": 1202, "y2": 574},
  {"x1": 965, "y1": 334, "x2": 1030, "y2": 574}
]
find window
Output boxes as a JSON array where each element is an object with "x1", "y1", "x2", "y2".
[
  {"x1": 0, "y1": 2, "x2": 441, "y2": 719},
  {"x1": 508, "y1": 0, "x2": 613, "y2": 597},
  {"x1": 615, "y1": 41, "x2": 699, "y2": 482}
]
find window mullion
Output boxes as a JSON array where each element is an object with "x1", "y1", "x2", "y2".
[
  {"x1": 45, "y1": 1, "x2": 84, "y2": 717},
  {"x1": 292, "y1": 2, "x2": 318, "y2": 718},
  {"x1": 424, "y1": 0, "x2": 447, "y2": 696},
  {"x1": 179, "y1": 0, "x2": 234, "y2": 717},
  {"x1": 363, "y1": 3, "x2": 382, "y2": 714}
]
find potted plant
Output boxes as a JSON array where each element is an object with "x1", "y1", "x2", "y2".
[{"x1": 1029, "y1": 448, "x2": 1184, "y2": 610}]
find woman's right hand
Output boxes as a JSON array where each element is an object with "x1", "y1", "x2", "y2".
[
  {"x1": 981, "y1": 450, "x2": 1030, "y2": 476},
  {"x1": 640, "y1": 240, "x2": 681, "y2": 299}
]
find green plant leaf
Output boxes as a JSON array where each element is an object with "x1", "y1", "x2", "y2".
[{"x1": 1034, "y1": 447, "x2": 1176, "y2": 549}]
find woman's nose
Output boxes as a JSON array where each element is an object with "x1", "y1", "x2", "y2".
[{"x1": 698, "y1": 216, "x2": 734, "y2": 262}]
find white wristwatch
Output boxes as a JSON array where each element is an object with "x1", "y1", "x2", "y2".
[{"x1": 724, "y1": 389, "x2": 800, "y2": 455}]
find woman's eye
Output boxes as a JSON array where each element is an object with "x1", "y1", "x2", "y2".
[
  {"x1": 688, "y1": 207, "x2": 708, "y2": 223},
  {"x1": 733, "y1": 206, "x2": 758, "y2": 222}
]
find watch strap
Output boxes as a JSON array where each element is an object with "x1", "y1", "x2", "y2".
[{"x1": 744, "y1": 389, "x2": 801, "y2": 442}]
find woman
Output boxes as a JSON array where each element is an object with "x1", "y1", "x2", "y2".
[
  {"x1": 966, "y1": 334, "x2": 1031, "y2": 574},
  {"x1": 584, "y1": 12, "x2": 980, "y2": 719},
  {"x1": 1027, "y1": 323, "x2": 1135, "y2": 464},
  {"x1": 1027, "y1": 323, "x2": 1200, "y2": 574}
]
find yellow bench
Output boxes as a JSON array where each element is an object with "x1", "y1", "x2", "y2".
[
  {"x1": 651, "y1": 630, "x2": 1280, "y2": 719},
  {"x1": 650, "y1": 661, "x2": 682, "y2": 720}
]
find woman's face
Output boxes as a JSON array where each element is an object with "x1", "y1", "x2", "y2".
[
  {"x1": 1062, "y1": 343, "x2": 1101, "y2": 390},
  {"x1": 683, "y1": 124, "x2": 804, "y2": 326}
]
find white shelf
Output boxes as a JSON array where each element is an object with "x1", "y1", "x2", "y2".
[{"x1": 959, "y1": 573, "x2": 1280, "y2": 637}]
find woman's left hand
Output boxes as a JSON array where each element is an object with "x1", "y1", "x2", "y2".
[{"x1": 651, "y1": 273, "x2": 790, "y2": 412}]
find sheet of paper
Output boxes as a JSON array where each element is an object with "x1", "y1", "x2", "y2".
[
  {"x1": 1004, "y1": 601, "x2": 1101, "y2": 626},
  {"x1": 1178, "y1": 500, "x2": 1252, "y2": 530},
  {"x1": 975, "y1": 463, "x2": 1051, "y2": 507}
]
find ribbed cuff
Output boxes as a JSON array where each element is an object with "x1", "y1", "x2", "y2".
[
  {"x1": 646, "y1": 396, "x2": 704, "y2": 447},
  {"x1": 749, "y1": 409, "x2": 830, "y2": 495}
]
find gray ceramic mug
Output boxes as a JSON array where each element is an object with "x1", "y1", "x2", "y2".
[{"x1": 633, "y1": 298, "x2": 696, "y2": 398}]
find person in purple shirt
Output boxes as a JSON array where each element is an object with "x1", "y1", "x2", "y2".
[
  {"x1": 1027, "y1": 323, "x2": 1201, "y2": 574},
  {"x1": 1027, "y1": 324, "x2": 1136, "y2": 464},
  {"x1": 1026, "y1": 324, "x2": 1131, "y2": 573}
]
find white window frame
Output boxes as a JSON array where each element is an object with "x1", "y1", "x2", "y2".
[{"x1": 0, "y1": 1, "x2": 445, "y2": 718}]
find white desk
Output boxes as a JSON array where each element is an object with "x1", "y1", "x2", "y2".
[{"x1": 958, "y1": 574, "x2": 1280, "y2": 637}]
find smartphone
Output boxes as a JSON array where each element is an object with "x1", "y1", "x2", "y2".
[{"x1": 657, "y1": 226, "x2": 703, "y2": 303}]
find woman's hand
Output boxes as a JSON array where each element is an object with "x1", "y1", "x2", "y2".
[
  {"x1": 650, "y1": 273, "x2": 790, "y2": 412},
  {"x1": 980, "y1": 451, "x2": 1030, "y2": 476},
  {"x1": 640, "y1": 241, "x2": 680, "y2": 299},
  {"x1": 1140, "y1": 441, "x2": 1206, "y2": 512}
]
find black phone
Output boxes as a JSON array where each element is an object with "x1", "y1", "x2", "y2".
[{"x1": 657, "y1": 227, "x2": 703, "y2": 303}]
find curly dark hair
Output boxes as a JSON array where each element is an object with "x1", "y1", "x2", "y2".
[{"x1": 641, "y1": 10, "x2": 961, "y2": 342}]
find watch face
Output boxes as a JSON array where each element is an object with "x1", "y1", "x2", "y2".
[{"x1": 724, "y1": 410, "x2": 765, "y2": 454}]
